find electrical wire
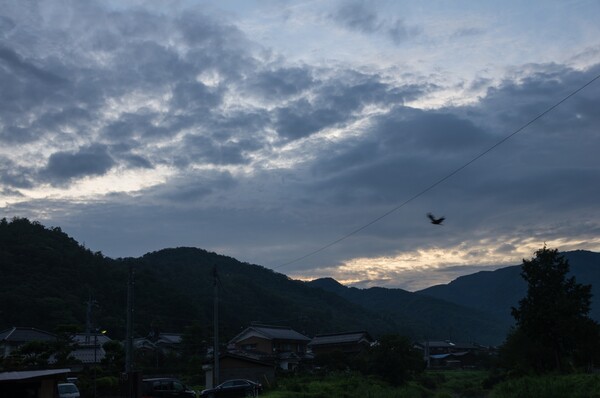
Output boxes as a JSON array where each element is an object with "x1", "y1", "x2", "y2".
[{"x1": 274, "y1": 70, "x2": 600, "y2": 270}]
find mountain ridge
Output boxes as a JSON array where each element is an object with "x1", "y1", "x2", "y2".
[{"x1": 2, "y1": 217, "x2": 598, "y2": 346}]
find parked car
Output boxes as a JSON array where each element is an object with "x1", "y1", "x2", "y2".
[
  {"x1": 200, "y1": 379, "x2": 262, "y2": 397},
  {"x1": 57, "y1": 382, "x2": 80, "y2": 398},
  {"x1": 142, "y1": 377, "x2": 197, "y2": 398}
]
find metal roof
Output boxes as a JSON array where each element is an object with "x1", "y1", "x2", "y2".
[{"x1": 0, "y1": 369, "x2": 70, "y2": 381}]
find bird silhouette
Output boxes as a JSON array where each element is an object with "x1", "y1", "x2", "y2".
[{"x1": 427, "y1": 213, "x2": 445, "y2": 225}]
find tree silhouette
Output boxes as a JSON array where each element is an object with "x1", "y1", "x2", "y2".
[{"x1": 509, "y1": 246, "x2": 600, "y2": 371}]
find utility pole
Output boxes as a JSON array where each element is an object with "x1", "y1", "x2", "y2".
[
  {"x1": 213, "y1": 265, "x2": 219, "y2": 386},
  {"x1": 85, "y1": 294, "x2": 97, "y2": 344},
  {"x1": 125, "y1": 262, "x2": 135, "y2": 397}
]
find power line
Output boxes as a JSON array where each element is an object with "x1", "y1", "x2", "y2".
[{"x1": 275, "y1": 70, "x2": 600, "y2": 270}]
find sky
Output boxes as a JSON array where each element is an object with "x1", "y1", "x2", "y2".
[{"x1": 1, "y1": 0, "x2": 599, "y2": 291}]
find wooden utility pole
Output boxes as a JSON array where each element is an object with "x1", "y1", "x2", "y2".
[
  {"x1": 125, "y1": 263, "x2": 134, "y2": 373},
  {"x1": 213, "y1": 265, "x2": 220, "y2": 386}
]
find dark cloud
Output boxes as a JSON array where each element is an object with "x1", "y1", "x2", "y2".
[
  {"x1": 273, "y1": 74, "x2": 424, "y2": 141},
  {"x1": 274, "y1": 98, "x2": 346, "y2": 140},
  {"x1": 122, "y1": 154, "x2": 153, "y2": 169},
  {"x1": 330, "y1": 1, "x2": 420, "y2": 44},
  {"x1": 0, "y1": 46, "x2": 66, "y2": 85},
  {"x1": 0, "y1": 16, "x2": 16, "y2": 36},
  {"x1": 0, "y1": 157, "x2": 34, "y2": 189},
  {"x1": 332, "y1": 2, "x2": 381, "y2": 33},
  {"x1": 246, "y1": 66, "x2": 315, "y2": 100},
  {"x1": 151, "y1": 171, "x2": 237, "y2": 203},
  {"x1": 40, "y1": 145, "x2": 115, "y2": 185},
  {"x1": 180, "y1": 134, "x2": 250, "y2": 166},
  {"x1": 0, "y1": 126, "x2": 38, "y2": 144}
]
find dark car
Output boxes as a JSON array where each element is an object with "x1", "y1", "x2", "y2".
[
  {"x1": 200, "y1": 379, "x2": 262, "y2": 398},
  {"x1": 142, "y1": 377, "x2": 197, "y2": 398}
]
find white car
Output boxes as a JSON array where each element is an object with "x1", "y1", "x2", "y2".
[{"x1": 58, "y1": 382, "x2": 80, "y2": 398}]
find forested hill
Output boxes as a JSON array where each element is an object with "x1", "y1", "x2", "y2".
[
  {"x1": 0, "y1": 218, "x2": 397, "y2": 340},
  {"x1": 307, "y1": 278, "x2": 507, "y2": 345}
]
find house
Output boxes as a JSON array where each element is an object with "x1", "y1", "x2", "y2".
[
  {"x1": 0, "y1": 368, "x2": 71, "y2": 398},
  {"x1": 309, "y1": 331, "x2": 373, "y2": 356},
  {"x1": 228, "y1": 325, "x2": 311, "y2": 370},
  {"x1": 68, "y1": 332, "x2": 112, "y2": 365},
  {"x1": 414, "y1": 340, "x2": 490, "y2": 369},
  {"x1": 0, "y1": 327, "x2": 57, "y2": 358},
  {"x1": 219, "y1": 352, "x2": 275, "y2": 386},
  {"x1": 133, "y1": 332, "x2": 182, "y2": 356}
]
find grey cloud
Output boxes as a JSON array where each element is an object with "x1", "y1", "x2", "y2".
[
  {"x1": 0, "y1": 46, "x2": 66, "y2": 85},
  {"x1": 246, "y1": 66, "x2": 315, "y2": 100},
  {"x1": 387, "y1": 19, "x2": 421, "y2": 44},
  {"x1": 305, "y1": 106, "x2": 493, "y2": 205},
  {"x1": 330, "y1": 1, "x2": 420, "y2": 44},
  {"x1": 332, "y1": 2, "x2": 381, "y2": 33},
  {"x1": 273, "y1": 74, "x2": 423, "y2": 141},
  {"x1": 274, "y1": 98, "x2": 346, "y2": 140},
  {"x1": 122, "y1": 154, "x2": 153, "y2": 169},
  {"x1": 180, "y1": 134, "x2": 250, "y2": 166},
  {"x1": 495, "y1": 243, "x2": 516, "y2": 254},
  {"x1": 0, "y1": 16, "x2": 16, "y2": 36},
  {"x1": 102, "y1": 113, "x2": 173, "y2": 141},
  {"x1": 170, "y1": 80, "x2": 223, "y2": 111},
  {"x1": 376, "y1": 109, "x2": 492, "y2": 154},
  {"x1": 40, "y1": 145, "x2": 115, "y2": 185},
  {"x1": 0, "y1": 126, "x2": 38, "y2": 144},
  {"x1": 0, "y1": 157, "x2": 34, "y2": 189},
  {"x1": 151, "y1": 171, "x2": 237, "y2": 203}
]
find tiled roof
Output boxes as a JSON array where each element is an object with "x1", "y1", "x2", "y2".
[
  {"x1": 309, "y1": 332, "x2": 371, "y2": 346},
  {"x1": 0, "y1": 327, "x2": 57, "y2": 343},
  {"x1": 156, "y1": 333, "x2": 182, "y2": 344},
  {"x1": 251, "y1": 326, "x2": 310, "y2": 341},
  {"x1": 69, "y1": 346, "x2": 106, "y2": 363},
  {"x1": 230, "y1": 325, "x2": 310, "y2": 344},
  {"x1": 71, "y1": 333, "x2": 112, "y2": 345}
]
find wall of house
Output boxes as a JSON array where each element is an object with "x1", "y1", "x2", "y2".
[
  {"x1": 235, "y1": 336, "x2": 272, "y2": 354},
  {"x1": 272, "y1": 339, "x2": 307, "y2": 354},
  {"x1": 220, "y1": 357, "x2": 275, "y2": 385}
]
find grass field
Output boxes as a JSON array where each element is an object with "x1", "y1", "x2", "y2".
[{"x1": 259, "y1": 370, "x2": 600, "y2": 398}]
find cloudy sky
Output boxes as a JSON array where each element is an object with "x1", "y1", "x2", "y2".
[{"x1": 1, "y1": 0, "x2": 599, "y2": 291}]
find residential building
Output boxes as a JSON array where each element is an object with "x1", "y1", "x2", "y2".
[{"x1": 309, "y1": 331, "x2": 373, "y2": 356}]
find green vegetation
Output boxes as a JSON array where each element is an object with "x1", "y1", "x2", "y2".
[
  {"x1": 490, "y1": 373, "x2": 600, "y2": 398},
  {"x1": 262, "y1": 371, "x2": 493, "y2": 398}
]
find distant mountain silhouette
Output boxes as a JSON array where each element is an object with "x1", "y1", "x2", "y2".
[
  {"x1": 417, "y1": 250, "x2": 600, "y2": 332},
  {"x1": 308, "y1": 278, "x2": 508, "y2": 345}
]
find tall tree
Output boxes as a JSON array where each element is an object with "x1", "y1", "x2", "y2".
[{"x1": 510, "y1": 246, "x2": 600, "y2": 371}]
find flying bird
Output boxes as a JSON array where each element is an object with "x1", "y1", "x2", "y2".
[{"x1": 427, "y1": 213, "x2": 445, "y2": 225}]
